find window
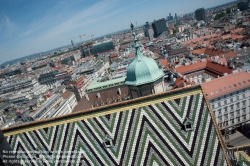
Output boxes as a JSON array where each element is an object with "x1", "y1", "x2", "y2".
[
  {"x1": 236, "y1": 96, "x2": 239, "y2": 100},
  {"x1": 103, "y1": 135, "x2": 113, "y2": 148},
  {"x1": 224, "y1": 114, "x2": 228, "y2": 120},
  {"x1": 242, "y1": 108, "x2": 246, "y2": 113},
  {"x1": 218, "y1": 116, "x2": 222, "y2": 122},
  {"x1": 218, "y1": 102, "x2": 221, "y2": 107},
  {"x1": 230, "y1": 112, "x2": 234, "y2": 117},
  {"x1": 224, "y1": 100, "x2": 227, "y2": 105},
  {"x1": 218, "y1": 109, "x2": 222, "y2": 115},
  {"x1": 183, "y1": 118, "x2": 193, "y2": 132},
  {"x1": 224, "y1": 107, "x2": 228, "y2": 114},
  {"x1": 236, "y1": 102, "x2": 240, "y2": 108},
  {"x1": 243, "y1": 93, "x2": 245, "y2": 98},
  {"x1": 243, "y1": 115, "x2": 246, "y2": 120},
  {"x1": 231, "y1": 119, "x2": 234, "y2": 124},
  {"x1": 186, "y1": 123, "x2": 192, "y2": 129},
  {"x1": 236, "y1": 110, "x2": 240, "y2": 116},
  {"x1": 117, "y1": 88, "x2": 121, "y2": 95},
  {"x1": 230, "y1": 104, "x2": 234, "y2": 110},
  {"x1": 96, "y1": 93, "x2": 101, "y2": 98},
  {"x1": 238, "y1": 117, "x2": 240, "y2": 122},
  {"x1": 230, "y1": 98, "x2": 233, "y2": 102}
]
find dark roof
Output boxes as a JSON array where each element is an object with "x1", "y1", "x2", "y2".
[
  {"x1": 73, "y1": 85, "x2": 129, "y2": 112},
  {"x1": 204, "y1": 48, "x2": 224, "y2": 56},
  {"x1": 169, "y1": 47, "x2": 188, "y2": 56},
  {"x1": 0, "y1": 102, "x2": 10, "y2": 110},
  {"x1": 205, "y1": 60, "x2": 234, "y2": 76}
]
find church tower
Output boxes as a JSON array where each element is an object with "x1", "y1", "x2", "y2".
[{"x1": 125, "y1": 23, "x2": 165, "y2": 99}]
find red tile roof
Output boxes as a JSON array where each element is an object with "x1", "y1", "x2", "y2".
[
  {"x1": 128, "y1": 53, "x2": 134, "y2": 58},
  {"x1": 16, "y1": 110, "x2": 24, "y2": 116},
  {"x1": 204, "y1": 48, "x2": 224, "y2": 56},
  {"x1": 110, "y1": 53, "x2": 118, "y2": 58},
  {"x1": 230, "y1": 28, "x2": 243, "y2": 34},
  {"x1": 175, "y1": 60, "x2": 207, "y2": 74},
  {"x1": 202, "y1": 71, "x2": 250, "y2": 99},
  {"x1": 172, "y1": 77, "x2": 194, "y2": 89},
  {"x1": 159, "y1": 59, "x2": 168, "y2": 67},
  {"x1": 61, "y1": 90, "x2": 73, "y2": 99},
  {"x1": 232, "y1": 34, "x2": 244, "y2": 40},
  {"x1": 191, "y1": 48, "x2": 206, "y2": 55},
  {"x1": 205, "y1": 60, "x2": 233, "y2": 77},
  {"x1": 200, "y1": 34, "x2": 218, "y2": 40},
  {"x1": 219, "y1": 51, "x2": 237, "y2": 59}
]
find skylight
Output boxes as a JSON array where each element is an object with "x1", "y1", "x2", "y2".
[
  {"x1": 243, "y1": 81, "x2": 246, "y2": 84},
  {"x1": 219, "y1": 89, "x2": 222, "y2": 92}
]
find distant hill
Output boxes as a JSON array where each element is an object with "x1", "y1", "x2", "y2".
[{"x1": 1, "y1": 45, "x2": 71, "y2": 67}]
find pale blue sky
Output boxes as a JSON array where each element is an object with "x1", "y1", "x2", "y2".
[{"x1": 0, "y1": 0, "x2": 233, "y2": 64}]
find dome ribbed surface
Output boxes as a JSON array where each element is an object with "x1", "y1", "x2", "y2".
[{"x1": 125, "y1": 49, "x2": 164, "y2": 86}]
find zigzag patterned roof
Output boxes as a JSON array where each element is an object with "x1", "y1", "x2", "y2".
[{"x1": 2, "y1": 86, "x2": 230, "y2": 165}]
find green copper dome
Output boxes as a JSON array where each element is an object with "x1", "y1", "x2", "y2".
[{"x1": 125, "y1": 31, "x2": 164, "y2": 86}]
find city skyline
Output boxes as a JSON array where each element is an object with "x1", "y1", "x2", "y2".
[{"x1": 0, "y1": 0, "x2": 233, "y2": 64}]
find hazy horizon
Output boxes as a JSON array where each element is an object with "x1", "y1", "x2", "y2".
[{"x1": 0, "y1": 0, "x2": 234, "y2": 64}]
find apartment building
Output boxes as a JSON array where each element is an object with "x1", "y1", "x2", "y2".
[{"x1": 202, "y1": 71, "x2": 250, "y2": 134}]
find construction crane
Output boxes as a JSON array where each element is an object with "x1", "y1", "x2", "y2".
[
  {"x1": 85, "y1": 34, "x2": 94, "y2": 41},
  {"x1": 67, "y1": 34, "x2": 86, "y2": 43}
]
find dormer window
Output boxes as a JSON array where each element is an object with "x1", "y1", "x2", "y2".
[
  {"x1": 103, "y1": 135, "x2": 113, "y2": 148},
  {"x1": 183, "y1": 118, "x2": 193, "y2": 132},
  {"x1": 96, "y1": 93, "x2": 101, "y2": 98},
  {"x1": 117, "y1": 88, "x2": 121, "y2": 95}
]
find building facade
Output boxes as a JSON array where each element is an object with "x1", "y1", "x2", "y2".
[
  {"x1": 202, "y1": 71, "x2": 250, "y2": 134},
  {"x1": 238, "y1": 1, "x2": 249, "y2": 11},
  {"x1": 143, "y1": 22, "x2": 150, "y2": 37},
  {"x1": 0, "y1": 79, "x2": 38, "y2": 94},
  {"x1": 195, "y1": 8, "x2": 206, "y2": 22},
  {"x1": 152, "y1": 18, "x2": 167, "y2": 38},
  {"x1": 148, "y1": 29, "x2": 154, "y2": 41}
]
